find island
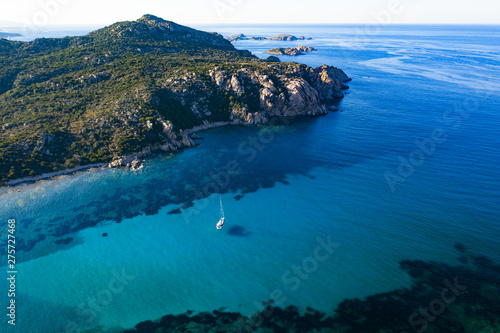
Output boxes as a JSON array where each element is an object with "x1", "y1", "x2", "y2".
[
  {"x1": 266, "y1": 46, "x2": 317, "y2": 56},
  {"x1": 0, "y1": 15, "x2": 349, "y2": 185},
  {"x1": 227, "y1": 34, "x2": 312, "y2": 42},
  {"x1": 0, "y1": 32, "x2": 22, "y2": 38}
]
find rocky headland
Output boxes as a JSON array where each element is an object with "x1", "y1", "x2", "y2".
[{"x1": 0, "y1": 15, "x2": 349, "y2": 185}]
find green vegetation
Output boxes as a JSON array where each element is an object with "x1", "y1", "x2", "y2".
[
  {"x1": 266, "y1": 46, "x2": 317, "y2": 56},
  {"x1": 0, "y1": 15, "x2": 309, "y2": 184},
  {"x1": 267, "y1": 47, "x2": 288, "y2": 54}
]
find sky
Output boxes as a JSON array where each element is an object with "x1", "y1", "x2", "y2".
[{"x1": 0, "y1": 0, "x2": 499, "y2": 27}]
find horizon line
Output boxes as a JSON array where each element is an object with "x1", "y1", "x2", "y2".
[{"x1": 2, "y1": 22, "x2": 500, "y2": 30}]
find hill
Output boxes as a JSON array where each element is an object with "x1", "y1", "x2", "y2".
[{"x1": 0, "y1": 15, "x2": 350, "y2": 184}]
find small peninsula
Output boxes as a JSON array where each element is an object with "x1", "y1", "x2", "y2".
[
  {"x1": 0, "y1": 15, "x2": 349, "y2": 185},
  {"x1": 266, "y1": 46, "x2": 317, "y2": 56},
  {"x1": 0, "y1": 31, "x2": 22, "y2": 38},
  {"x1": 227, "y1": 34, "x2": 312, "y2": 42}
]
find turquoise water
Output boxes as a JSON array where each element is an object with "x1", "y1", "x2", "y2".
[{"x1": 1, "y1": 25, "x2": 500, "y2": 332}]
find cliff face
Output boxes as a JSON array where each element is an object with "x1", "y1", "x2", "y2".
[
  {"x1": 311, "y1": 65, "x2": 351, "y2": 99},
  {"x1": 102, "y1": 62, "x2": 350, "y2": 170},
  {"x1": 0, "y1": 14, "x2": 350, "y2": 183},
  {"x1": 149, "y1": 63, "x2": 349, "y2": 130}
]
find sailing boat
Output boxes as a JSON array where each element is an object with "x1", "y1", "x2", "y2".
[{"x1": 216, "y1": 196, "x2": 225, "y2": 230}]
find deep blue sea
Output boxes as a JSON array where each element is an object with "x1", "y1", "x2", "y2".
[{"x1": 1, "y1": 25, "x2": 499, "y2": 332}]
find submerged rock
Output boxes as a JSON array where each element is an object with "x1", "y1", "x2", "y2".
[{"x1": 123, "y1": 250, "x2": 500, "y2": 333}]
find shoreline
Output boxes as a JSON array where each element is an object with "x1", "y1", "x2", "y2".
[
  {"x1": 2, "y1": 109, "x2": 342, "y2": 188},
  {"x1": 2, "y1": 121, "x2": 233, "y2": 188},
  {"x1": 1, "y1": 111, "x2": 342, "y2": 188},
  {"x1": 4, "y1": 163, "x2": 107, "y2": 187},
  {"x1": 0, "y1": 16, "x2": 351, "y2": 190}
]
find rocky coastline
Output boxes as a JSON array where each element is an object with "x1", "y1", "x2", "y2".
[
  {"x1": 266, "y1": 46, "x2": 317, "y2": 56},
  {"x1": 227, "y1": 33, "x2": 312, "y2": 42},
  {"x1": 5, "y1": 163, "x2": 107, "y2": 187},
  {"x1": 3, "y1": 62, "x2": 350, "y2": 187},
  {"x1": 0, "y1": 15, "x2": 350, "y2": 186}
]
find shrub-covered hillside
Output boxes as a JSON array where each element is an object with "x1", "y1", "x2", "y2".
[{"x1": 0, "y1": 14, "x2": 350, "y2": 184}]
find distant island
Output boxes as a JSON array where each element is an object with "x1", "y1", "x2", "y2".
[
  {"x1": 266, "y1": 46, "x2": 317, "y2": 56},
  {"x1": 227, "y1": 33, "x2": 312, "y2": 42},
  {"x1": 0, "y1": 15, "x2": 349, "y2": 185},
  {"x1": 0, "y1": 31, "x2": 22, "y2": 38}
]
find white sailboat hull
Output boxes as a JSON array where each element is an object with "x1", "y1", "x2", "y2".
[{"x1": 216, "y1": 217, "x2": 225, "y2": 230}]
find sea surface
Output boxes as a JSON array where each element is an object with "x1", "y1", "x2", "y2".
[{"x1": 1, "y1": 25, "x2": 499, "y2": 332}]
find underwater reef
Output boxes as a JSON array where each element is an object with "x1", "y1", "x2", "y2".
[{"x1": 121, "y1": 244, "x2": 500, "y2": 332}]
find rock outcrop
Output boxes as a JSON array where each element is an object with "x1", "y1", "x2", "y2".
[
  {"x1": 296, "y1": 46, "x2": 317, "y2": 52},
  {"x1": 109, "y1": 62, "x2": 350, "y2": 169},
  {"x1": 204, "y1": 64, "x2": 350, "y2": 124},
  {"x1": 227, "y1": 34, "x2": 312, "y2": 42},
  {"x1": 0, "y1": 14, "x2": 350, "y2": 184},
  {"x1": 269, "y1": 34, "x2": 310, "y2": 41},
  {"x1": 105, "y1": 62, "x2": 350, "y2": 169},
  {"x1": 310, "y1": 65, "x2": 351, "y2": 99},
  {"x1": 259, "y1": 78, "x2": 326, "y2": 117},
  {"x1": 266, "y1": 46, "x2": 317, "y2": 56}
]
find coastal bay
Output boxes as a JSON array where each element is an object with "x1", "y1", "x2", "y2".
[
  {"x1": 0, "y1": 15, "x2": 349, "y2": 185},
  {"x1": 1, "y1": 23, "x2": 499, "y2": 333}
]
